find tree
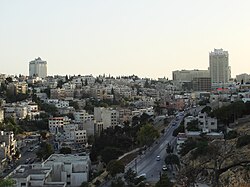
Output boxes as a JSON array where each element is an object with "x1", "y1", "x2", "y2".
[
  {"x1": 100, "y1": 147, "x2": 124, "y2": 164},
  {"x1": 80, "y1": 182, "x2": 89, "y2": 187},
  {"x1": 0, "y1": 178, "x2": 15, "y2": 187},
  {"x1": 155, "y1": 173, "x2": 173, "y2": 187},
  {"x1": 166, "y1": 143, "x2": 174, "y2": 154},
  {"x1": 172, "y1": 123, "x2": 184, "y2": 137},
  {"x1": 36, "y1": 142, "x2": 54, "y2": 160},
  {"x1": 85, "y1": 79, "x2": 88, "y2": 86},
  {"x1": 111, "y1": 177, "x2": 125, "y2": 187},
  {"x1": 180, "y1": 140, "x2": 250, "y2": 187},
  {"x1": 179, "y1": 138, "x2": 197, "y2": 156},
  {"x1": 225, "y1": 130, "x2": 238, "y2": 140},
  {"x1": 124, "y1": 168, "x2": 137, "y2": 185},
  {"x1": 165, "y1": 154, "x2": 180, "y2": 168},
  {"x1": 137, "y1": 124, "x2": 159, "y2": 146},
  {"x1": 236, "y1": 134, "x2": 250, "y2": 148},
  {"x1": 59, "y1": 147, "x2": 72, "y2": 154},
  {"x1": 144, "y1": 79, "x2": 150, "y2": 88},
  {"x1": 186, "y1": 119, "x2": 199, "y2": 131},
  {"x1": 106, "y1": 160, "x2": 125, "y2": 177}
]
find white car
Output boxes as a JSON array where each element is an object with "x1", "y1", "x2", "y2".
[
  {"x1": 162, "y1": 165, "x2": 168, "y2": 171},
  {"x1": 156, "y1": 155, "x2": 160, "y2": 161}
]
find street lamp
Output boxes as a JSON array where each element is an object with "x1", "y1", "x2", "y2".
[{"x1": 135, "y1": 158, "x2": 137, "y2": 173}]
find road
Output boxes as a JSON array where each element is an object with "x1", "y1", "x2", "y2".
[
  {"x1": 2, "y1": 140, "x2": 39, "y2": 178},
  {"x1": 125, "y1": 114, "x2": 184, "y2": 182}
]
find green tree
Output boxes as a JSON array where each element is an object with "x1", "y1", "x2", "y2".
[
  {"x1": 59, "y1": 147, "x2": 72, "y2": 154},
  {"x1": 106, "y1": 160, "x2": 125, "y2": 177},
  {"x1": 36, "y1": 142, "x2": 54, "y2": 160},
  {"x1": 111, "y1": 177, "x2": 125, "y2": 187},
  {"x1": 172, "y1": 123, "x2": 184, "y2": 137},
  {"x1": 155, "y1": 173, "x2": 173, "y2": 187},
  {"x1": 236, "y1": 135, "x2": 250, "y2": 148},
  {"x1": 165, "y1": 154, "x2": 180, "y2": 168},
  {"x1": 124, "y1": 168, "x2": 137, "y2": 185},
  {"x1": 186, "y1": 119, "x2": 199, "y2": 131},
  {"x1": 100, "y1": 147, "x2": 124, "y2": 164},
  {"x1": 137, "y1": 124, "x2": 159, "y2": 146},
  {"x1": 225, "y1": 130, "x2": 238, "y2": 140},
  {"x1": 179, "y1": 138, "x2": 197, "y2": 156},
  {"x1": 166, "y1": 143, "x2": 174, "y2": 154},
  {"x1": 80, "y1": 182, "x2": 89, "y2": 187},
  {"x1": 0, "y1": 178, "x2": 15, "y2": 187}
]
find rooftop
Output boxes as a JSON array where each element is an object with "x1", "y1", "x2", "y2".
[{"x1": 10, "y1": 165, "x2": 51, "y2": 179}]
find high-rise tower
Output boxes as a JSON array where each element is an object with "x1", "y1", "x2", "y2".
[
  {"x1": 29, "y1": 57, "x2": 47, "y2": 78},
  {"x1": 209, "y1": 49, "x2": 230, "y2": 84}
]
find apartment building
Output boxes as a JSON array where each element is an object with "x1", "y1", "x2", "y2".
[
  {"x1": 8, "y1": 165, "x2": 66, "y2": 187},
  {"x1": 0, "y1": 131, "x2": 16, "y2": 160},
  {"x1": 48, "y1": 117, "x2": 70, "y2": 134},
  {"x1": 44, "y1": 154, "x2": 91, "y2": 187},
  {"x1": 198, "y1": 112, "x2": 217, "y2": 132},
  {"x1": 73, "y1": 110, "x2": 94, "y2": 122},
  {"x1": 236, "y1": 73, "x2": 250, "y2": 84},
  {"x1": 94, "y1": 107, "x2": 118, "y2": 128},
  {"x1": 0, "y1": 108, "x2": 4, "y2": 123}
]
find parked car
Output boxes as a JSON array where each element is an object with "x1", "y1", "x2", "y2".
[{"x1": 162, "y1": 165, "x2": 168, "y2": 171}]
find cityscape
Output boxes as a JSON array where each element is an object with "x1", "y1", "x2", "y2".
[
  {"x1": 0, "y1": 48, "x2": 250, "y2": 187},
  {"x1": 1, "y1": 1, "x2": 250, "y2": 187}
]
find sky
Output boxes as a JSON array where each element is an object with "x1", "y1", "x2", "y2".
[{"x1": 1, "y1": 0, "x2": 250, "y2": 79}]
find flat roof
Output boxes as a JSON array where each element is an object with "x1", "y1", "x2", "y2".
[{"x1": 10, "y1": 165, "x2": 51, "y2": 179}]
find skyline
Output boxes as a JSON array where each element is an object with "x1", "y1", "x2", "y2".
[{"x1": 1, "y1": 0, "x2": 250, "y2": 79}]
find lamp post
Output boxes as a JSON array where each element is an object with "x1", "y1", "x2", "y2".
[{"x1": 135, "y1": 158, "x2": 137, "y2": 173}]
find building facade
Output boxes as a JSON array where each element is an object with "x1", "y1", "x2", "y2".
[
  {"x1": 209, "y1": 49, "x2": 230, "y2": 84},
  {"x1": 172, "y1": 69, "x2": 210, "y2": 82},
  {"x1": 192, "y1": 77, "x2": 211, "y2": 91},
  {"x1": 29, "y1": 57, "x2": 47, "y2": 78}
]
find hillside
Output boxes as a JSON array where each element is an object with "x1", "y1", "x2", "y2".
[{"x1": 177, "y1": 121, "x2": 250, "y2": 187}]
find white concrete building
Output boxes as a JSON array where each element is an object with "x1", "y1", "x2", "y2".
[
  {"x1": 94, "y1": 107, "x2": 118, "y2": 128},
  {"x1": 0, "y1": 131, "x2": 16, "y2": 160},
  {"x1": 55, "y1": 101, "x2": 70, "y2": 108},
  {"x1": 209, "y1": 49, "x2": 230, "y2": 84},
  {"x1": 198, "y1": 112, "x2": 217, "y2": 132},
  {"x1": 61, "y1": 124, "x2": 87, "y2": 144},
  {"x1": 49, "y1": 117, "x2": 70, "y2": 134},
  {"x1": 29, "y1": 57, "x2": 47, "y2": 78},
  {"x1": 236, "y1": 73, "x2": 250, "y2": 84},
  {"x1": 73, "y1": 110, "x2": 94, "y2": 122},
  {"x1": 44, "y1": 154, "x2": 91, "y2": 187},
  {"x1": 0, "y1": 108, "x2": 4, "y2": 123},
  {"x1": 8, "y1": 165, "x2": 66, "y2": 187}
]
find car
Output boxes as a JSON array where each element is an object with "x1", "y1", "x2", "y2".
[
  {"x1": 156, "y1": 155, "x2": 160, "y2": 161},
  {"x1": 162, "y1": 165, "x2": 168, "y2": 171},
  {"x1": 136, "y1": 173, "x2": 147, "y2": 179},
  {"x1": 172, "y1": 122, "x2": 176, "y2": 126}
]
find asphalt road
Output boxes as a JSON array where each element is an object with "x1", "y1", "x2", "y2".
[
  {"x1": 2, "y1": 140, "x2": 39, "y2": 178},
  {"x1": 125, "y1": 114, "x2": 184, "y2": 182}
]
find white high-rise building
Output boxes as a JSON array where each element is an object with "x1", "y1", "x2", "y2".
[
  {"x1": 209, "y1": 49, "x2": 230, "y2": 84},
  {"x1": 29, "y1": 57, "x2": 47, "y2": 78}
]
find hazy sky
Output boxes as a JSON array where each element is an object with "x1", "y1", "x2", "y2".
[{"x1": 1, "y1": 0, "x2": 250, "y2": 79}]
